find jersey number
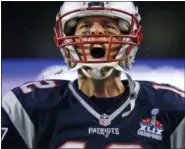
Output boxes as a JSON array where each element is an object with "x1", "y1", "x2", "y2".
[
  {"x1": 19, "y1": 80, "x2": 56, "y2": 94},
  {"x1": 58, "y1": 141, "x2": 142, "y2": 149}
]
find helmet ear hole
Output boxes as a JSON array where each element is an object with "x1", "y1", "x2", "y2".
[
  {"x1": 64, "y1": 19, "x2": 77, "y2": 35},
  {"x1": 118, "y1": 19, "x2": 131, "y2": 34}
]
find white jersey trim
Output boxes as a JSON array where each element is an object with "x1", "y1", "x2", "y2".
[
  {"x1": 2, "y1": 91, "x2": 35, "y2": 148},
  {"x1": 68, "y1": 81, "x2": 140, "y2": 123},
  {"x1": 171, "y1": 117, "x2": 185, "y2": 148}
]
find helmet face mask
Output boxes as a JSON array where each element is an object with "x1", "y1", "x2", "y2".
[{"x1": 54, "y1": 2, "x2": 143, "y2": 79}]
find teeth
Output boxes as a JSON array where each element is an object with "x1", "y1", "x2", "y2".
[{"x1": 93, "y1": 44, "x2": 103, "y2": 48}]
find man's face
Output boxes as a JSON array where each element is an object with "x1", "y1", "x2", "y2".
[{"x1": 74, "y1": 16, "x2": 122, "y2": 61}]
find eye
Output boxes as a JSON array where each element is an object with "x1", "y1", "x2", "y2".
[
  {"x1": 104, "y1": 24, "x2": 116, "y2": 30},
  {"x1": 80, "y1": 24, "x2": 90, "y2": 29}
]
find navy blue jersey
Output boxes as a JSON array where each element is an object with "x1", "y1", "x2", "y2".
[{"x1": 2, "y1": 79, "x2": 185, "y2": 149}]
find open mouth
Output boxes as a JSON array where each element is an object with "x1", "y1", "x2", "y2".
[{"x1": 90, "y1": 45, "x2": 106, "y2": 59}]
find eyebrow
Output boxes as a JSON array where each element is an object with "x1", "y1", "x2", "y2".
[
  {"x1": 76, "y1": 18, "x2": 119, "y2": 31},
  {"x1": 104, "y1": 20, "x2": 116, "y2": 25},
  {"x1": 79, "y1": 19, "x2": 117, "y2": 25}
]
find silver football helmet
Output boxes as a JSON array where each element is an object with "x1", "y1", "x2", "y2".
[{"x1": 54, "y1": 2, "x2": 143, "y2": 80}]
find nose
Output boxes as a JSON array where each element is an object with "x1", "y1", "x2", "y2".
[{"x1": 90, "y1": 22, "x2": 104, "y2": 35}]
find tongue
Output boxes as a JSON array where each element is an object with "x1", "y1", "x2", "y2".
[{"x1": 90, "y1": 47, "x2": 106, "y2": 58}]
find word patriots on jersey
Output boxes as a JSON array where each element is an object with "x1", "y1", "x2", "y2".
[
  {"x1": 137, "y1": 108, "x2": 164, "y2": 140},
  {"x1": 88, "y1": 127, "x2": 119, "y2": 138}
]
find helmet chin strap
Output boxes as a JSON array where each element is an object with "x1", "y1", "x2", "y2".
[
  {"x1": 121, "y1": 72, "x2": 138, "y2": 117},
  {"x1": 81, "y1": 67, "x2": 114, "y2": 80},
  {"x1": 68, "y1": 61, "x2": 136, "y2": 90},
  {"x1": 69, "y1": 62, "x2": 125, "y2": 80}
]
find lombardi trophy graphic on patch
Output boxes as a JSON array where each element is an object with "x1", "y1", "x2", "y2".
[
  {"x1": 137, "y1": 108, "x2": 163, "y2": 140},
  {"x1": 150, "y1": 108, "x2": 159, "y2": 126}
]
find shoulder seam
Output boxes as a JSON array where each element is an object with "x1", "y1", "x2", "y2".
[{"x1": 152, "y1": 84, "x2": 185, "y2": 98}]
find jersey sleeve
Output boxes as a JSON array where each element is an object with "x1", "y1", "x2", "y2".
[
  {"x1": 152, "y1": 83, "x2": 185, "y2": 148},
  {"x1": 1, "y1": 91, "x2": 35, "y2": 149},
  {"x1": 1, "y1": 79, "x2": 69, "y2": 149},
  {"x1": 2, "y1": 108, "x2": 28, "y2": 149}
]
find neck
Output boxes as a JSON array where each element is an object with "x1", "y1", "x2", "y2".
[{"x1": 77, "y1": 71, "x2": 125, "y2": 98}]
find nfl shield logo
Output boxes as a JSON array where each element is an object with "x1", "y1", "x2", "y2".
[{"x1": 99, "y1": 114, "x2": 111, "y2": 126}]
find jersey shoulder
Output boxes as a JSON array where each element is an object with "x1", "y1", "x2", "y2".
[
  {"x1": 2, "y1": 79, "x2": 71, "y2": 149},
  {"x1": 137, "y1": 80, "x2": 185, "y2": 111},
  {"x1": 2, "y1": 79, "x2": 71, "y2": 109}
]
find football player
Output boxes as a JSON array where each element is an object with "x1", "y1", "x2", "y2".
[{"x1": 2, "y1": 2, "x2": 185, "y2": 149}]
